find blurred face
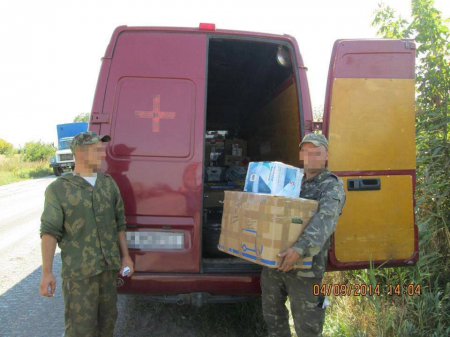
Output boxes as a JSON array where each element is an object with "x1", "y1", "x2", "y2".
[
  {"x1": 299, "y1": 142, "x2": 328, "y2": 174},
  {"x1": 75, "y1": 142, "x2": 106, "y2": 172}
]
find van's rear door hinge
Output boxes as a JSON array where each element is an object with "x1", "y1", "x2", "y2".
[
  {"x1": 403, "y1": 40, "x2": 416, "y2": 50},
  {"x1": 313, "y1": 121, "x2": 323, "y2": 131},
  {"x1": 305, "y1": 120, "x2": 322, "y2": 132},
  {"x1": 90, "y1": 112, "x2": 110, "y2": 124}
]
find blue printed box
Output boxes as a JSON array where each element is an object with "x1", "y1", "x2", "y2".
[{"x1": 244, "y1": 161, "x2": 303, "y2": 198}]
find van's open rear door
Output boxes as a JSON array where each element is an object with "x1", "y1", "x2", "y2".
[
  {"x1": 91, "y1": 27, "x2": 207, "y2": 274},
  {"x1": 323, "y1": 40, "x2": 417, "y2": 269}
]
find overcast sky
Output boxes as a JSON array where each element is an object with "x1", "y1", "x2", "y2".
[{"x1": 1, "y1": 0, "x2": 448, "y2": 147}]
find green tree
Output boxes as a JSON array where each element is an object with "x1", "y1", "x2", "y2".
[
  {"x1": 23, "y1": 141, "x2": 56, "y2": 162},
  {"x1": 372, "y1": 0, "x2": 449, "y2": 335},
  {"x1": 73, "y1": 112, "x2": 90, "y2": 123},
  {"x1": 0, "y1": 138, "x2": 14, "y2": 155}
]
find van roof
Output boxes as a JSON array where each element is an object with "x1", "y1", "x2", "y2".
[{"x1": 104, "y1": 25, "x2": 299, "y2": 58}]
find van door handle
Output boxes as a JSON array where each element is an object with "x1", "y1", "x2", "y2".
[{"x1": 347, "y1": 179, "x2": 381, "y2": 191}]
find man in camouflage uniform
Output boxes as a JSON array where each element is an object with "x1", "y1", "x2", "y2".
[
  {"x1": 261, "y1": 133, "x2": 346, "y2": 337},
  {"x1": 39, "y1": 132, "x2": 134, "y2": 337}
]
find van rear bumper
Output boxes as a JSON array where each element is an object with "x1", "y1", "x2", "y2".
[{"x1": 117, "y1": 273, "x2": 261, "y2": 296}]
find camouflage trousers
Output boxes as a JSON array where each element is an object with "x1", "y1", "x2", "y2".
[
  {"x1": 261, "y1": 267, "x2": 326, "y2": 337},
  {"x1": 62, "y1": 270, "x2": 118, "y2": 337}
]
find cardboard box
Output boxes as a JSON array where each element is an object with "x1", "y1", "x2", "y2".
[
  {"x1": 244, "y1": 161, "x2": 304, "y2": 198},
  {"x1": 225, "y1": 138, "x2": 247, "y2": 157},
  {"x1": 224, "y1": 166, "x2": 247, "y2": 183},
  {"x1": 206, "y1": 167, "x2": 226, "y2": 182},
  {"x1": 207, "y1": 139, "x2": 225, "y2": 148},
  {"x1": 218, "y1": 191, "x2": 318, "y2": 268},
  {"x1": 205, "y1": 140, "x2": 225, "y2": 166},
  {"x1": 224, "y1": 155, "x2": 244, "y2": 166}
]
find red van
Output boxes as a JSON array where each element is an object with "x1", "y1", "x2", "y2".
[{"x1": 89, "y1": 24, "x2": 417, "y2": 305}]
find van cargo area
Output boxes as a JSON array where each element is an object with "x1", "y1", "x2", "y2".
[{"x1": 202, "y1": 38, "x2": 302, "y2": 269}]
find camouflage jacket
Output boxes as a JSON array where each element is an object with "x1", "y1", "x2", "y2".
[
  {"x1": 293, "y1": 169, "x2": 346, "y2": 278},
  {"x1": 40, "y1": 173, "x2": 126, "y2": 280}
]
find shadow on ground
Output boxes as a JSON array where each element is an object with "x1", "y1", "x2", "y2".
[
  {"x1": 1, "y1": 253, "x2": 267, "y2": 337},
  {"x1": 115, "y1": 295, "x2": 267, "y2": 337},
  {"x1": 0, "y1": 254, "x2": 64, "y2": 337}
]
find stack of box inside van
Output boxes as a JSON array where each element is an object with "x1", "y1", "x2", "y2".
[{"x1": 203, "y1": 131, "x2": 319, "y2": 268}]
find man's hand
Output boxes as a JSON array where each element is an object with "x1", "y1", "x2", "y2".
[
  {"x1": 120, "y1": 256, "x2": 134, "y2": 277},
  {"x1": 40, "y1": 272, "x2": 56, "y2": 297},
  {"x1": 278, "y1": 248, "x2": 301, "y2": 272}
]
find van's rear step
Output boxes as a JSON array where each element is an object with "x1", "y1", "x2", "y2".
[
  {"x1": 119, "y1": 273, "x2": 261, "y2": 296},
  {"x1": 202, "y1": 258, "x2": 263, "y2": 274}
]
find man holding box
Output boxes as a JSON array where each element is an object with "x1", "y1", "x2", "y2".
[{"x1": 261, "y1": 133, "x2": 346, "y2": 337}]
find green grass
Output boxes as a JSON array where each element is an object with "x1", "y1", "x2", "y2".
[
  {"x1": 0, "y1": 155, "x2": 52, "y2": 186},
  {"x1": 322, "y1": 264, "x2": 449, "y2": 337}
]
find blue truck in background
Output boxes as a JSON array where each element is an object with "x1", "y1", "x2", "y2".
[{"x1": 50, "y1": 122, "x2": 88, "y2": 176}]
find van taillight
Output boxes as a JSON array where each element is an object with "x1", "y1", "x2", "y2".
[{"x1": 199, "y1": 23, "x2": 216, "y2": 31}]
